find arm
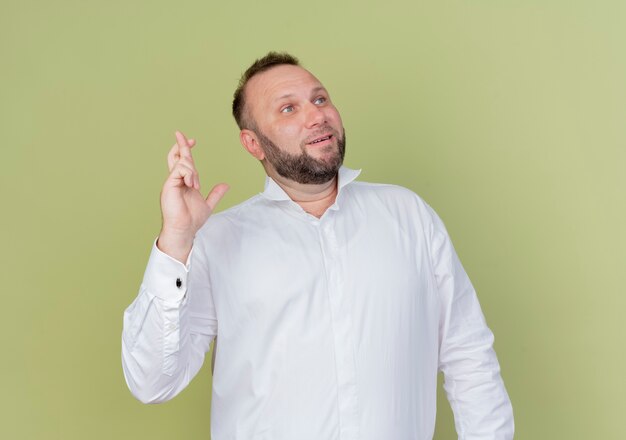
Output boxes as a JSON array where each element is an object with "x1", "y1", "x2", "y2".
[
  {"x1": 429, "y1": 207, "x2": 514, "y2": 439},
  {"x1": 121, "y1": 131, "x2": 228, "y2": 403},
  {"x1": 121, "y1": 237, "x2": 217, "y2": 403}
]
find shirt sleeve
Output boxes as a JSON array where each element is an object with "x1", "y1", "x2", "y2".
[
  {"x1": 121, "y1": 236, "x2": 218, "y2": 404},
  {"x1": 427, "y1": 206, "x2": 514, "y2": 439}
]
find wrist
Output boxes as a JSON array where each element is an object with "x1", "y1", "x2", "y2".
[{"x1": 157, "y1": 228, "x2": 194, "y2": 264}]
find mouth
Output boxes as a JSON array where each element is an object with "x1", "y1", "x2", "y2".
[{"x1": 307, "y1": 134, "x2": 333, "y2": 146}]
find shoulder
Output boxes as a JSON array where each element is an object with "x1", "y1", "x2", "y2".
[
  {"x1": 349, "y1": 180, "x2": 420, "y2": 200},
  {"x1": 194, "y1": 193, "x2": 266, "y2": 242},
  {"x1": 211, "y1": 193, "x2": 266, "y2": 222},
  {"x1": 347, "y1": 180, "x2": 435, "y2": 216},
  {"x1": 346, "y1": 179, "x2": 447, "y2": 237}
]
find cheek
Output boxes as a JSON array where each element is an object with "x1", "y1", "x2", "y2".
[
  {"x1": 274, "y1": 121, "x2": 303, "y2": 143},
  {"x1": 328, "y1": 107, "x2": 343, "y2": 127}
]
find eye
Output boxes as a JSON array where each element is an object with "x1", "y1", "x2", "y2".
[
  {"x1": 281, "y1": 105, "x2": 294, "y2": 113},
  {"x1": 314, "y1": 96, "x2": 327, "y2": 105}
]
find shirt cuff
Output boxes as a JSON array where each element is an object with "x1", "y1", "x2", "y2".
[{"x1": 141, "y1": 237, "x2": 194, "y2": 303}]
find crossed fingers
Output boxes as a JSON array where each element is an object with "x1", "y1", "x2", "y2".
[{"x1": 168, "y1": 131, "x2": 200, "y2": 190}]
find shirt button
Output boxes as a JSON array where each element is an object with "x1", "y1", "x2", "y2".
[{"x1": 176, "y1": 278, "x2": 182, "y2": 288}]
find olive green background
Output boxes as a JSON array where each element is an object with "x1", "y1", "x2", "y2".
[{"x1": 2, "y1": 0, "x2": 624, "y2": 438}]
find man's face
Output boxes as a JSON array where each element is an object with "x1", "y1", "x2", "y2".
[{"x1": 244, "y1": 65, "x2": 346, "y2": 184}]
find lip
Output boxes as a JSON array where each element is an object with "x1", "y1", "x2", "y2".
[{"x1": 307, "y1": 133, "x2": 333, "y2": 147}]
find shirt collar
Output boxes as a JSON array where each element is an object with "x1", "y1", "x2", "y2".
[{"x1": 261, "y1": 166, "x2": 362, "y2": 202}]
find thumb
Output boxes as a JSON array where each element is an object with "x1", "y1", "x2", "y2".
[{"x1": 205, "y1": 183, "x2": 230, "y2": 212}]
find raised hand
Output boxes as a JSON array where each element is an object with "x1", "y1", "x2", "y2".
[{"x1": 157, "y1": 131, "x2": 229, "y2": 263}]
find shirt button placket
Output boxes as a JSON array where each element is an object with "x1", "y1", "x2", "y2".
[{"x1": 318, "y1": 216, "x2": 361, "y2": 440}]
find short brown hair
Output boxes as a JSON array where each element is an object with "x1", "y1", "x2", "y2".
[{"x1": 232, "y1": 52, "x2": 300, "y2": 130}]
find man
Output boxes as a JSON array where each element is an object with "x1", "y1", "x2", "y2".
[{"x1": 122, "y1": 52, "x2": 514, "y2": 439}]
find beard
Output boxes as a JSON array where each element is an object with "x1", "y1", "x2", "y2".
[{"x1": 254, "y1": 125, "x2": 346, "y2": 185}]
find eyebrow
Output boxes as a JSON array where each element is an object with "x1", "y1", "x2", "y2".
[{"x1": 274, "y1": 86, "x2": 328, "y2": 102}]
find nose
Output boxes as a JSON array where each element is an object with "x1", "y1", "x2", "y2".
[{"x1": 304, "y1": 102, "x2": 326, "y2": 128}]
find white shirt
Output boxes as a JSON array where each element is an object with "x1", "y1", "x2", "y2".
[{"x1": 122, "y1": 166, "x2": 514, "y2": 440}]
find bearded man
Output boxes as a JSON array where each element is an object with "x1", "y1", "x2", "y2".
[{"x1": 122, "y1": 52, "x2": 514, "y2": 440}]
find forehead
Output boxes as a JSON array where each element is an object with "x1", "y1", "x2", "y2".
[{"x1": 246, "y1": 65, "x2": 325, "y2": 108}]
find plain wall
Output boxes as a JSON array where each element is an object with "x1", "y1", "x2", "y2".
[{"x1": 2, "y1": 1, "x2": 624, "y2": 438}]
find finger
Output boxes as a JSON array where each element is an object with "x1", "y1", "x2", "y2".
[
  {"x1": 177, "y1": 164, "x2": 193, "y2": 188},
  {"x1": 182, "y1": 166, "x2": 194, "y2": 188},
  {"x1": 168, "y1": 141, "x2": 197, "y2": 172},
  {"x1": 168, "y1": 162, "x2": 195, "y2": 188},
  {"x1": 177, "y1": 158, "x2": 199, "y2": 188},
  {"x1": 174, "y1": 156, "x2": 196, "y2": 170},
  {"x1": 167, "y1": 144, "x2": 196, "y2": 172},
  {"x1": 186, "y1": 139, "x2": 197, "y2": 165},
  {"x1": 175, "y1": 131, "x2": 193, "y2": 160},
  {"x1": 205, "y1": 183, "x2": 230, "y2": 211},
  {"x1": 168, "y1": 151, "x2": 196, "y2": 174},
  {"x1": 167, "y1": 143, "x2": 178, "y2": 171}
]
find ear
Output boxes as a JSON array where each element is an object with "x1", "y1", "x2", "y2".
[{"x1": 239, "y1": 129, "x2": 265, "y2": 160}]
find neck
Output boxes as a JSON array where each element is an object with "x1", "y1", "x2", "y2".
[{"x1": 268, "y1": 169, "x2": 339, "y2": 218}]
